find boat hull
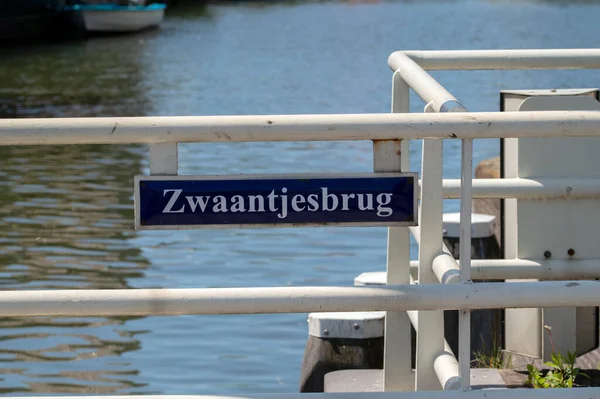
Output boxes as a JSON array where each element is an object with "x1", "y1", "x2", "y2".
[
  {"x1": 66, "y1": 4, "x2": 166, "y2": 34},
  {"x1": 83, "y1": 9, "x2": 164, "y2": 32}
]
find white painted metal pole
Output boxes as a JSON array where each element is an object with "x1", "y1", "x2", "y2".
[
  {"x1": 475, "y1": 259, "x2": 598, "y2": 280},
  {"x1": 406, "y1": 293, "x2": 455, "y2": 356},
  {"x1": 432, "y1": 253, "x2": 461, "y2": 285},
  {"x1": 396, "y1": 49, "x2": 600, "y2": 71},
  {"x1": 392, "y1": 70, "x2": 411, "y2": 172},
  {"x1": 459, "y1": 143, "x2": 473, "y2": 277},
  {"x1": 386, "y1": 52, "x2": 467, "y2": 113},
  {"x1": 409, "y1": 258, "x2": 600, "y2": 281},
  {"x1": 458, "y1": 137, "x2": 473, "y2": 390},
  {"x1": 378, "y1": 71, "x2": 413, "y2": 392},
  {"x1": 409, "y1": 226, "x2": 460, "y2": 285},
  {"x1": 434, "y1": 351, "x2": 461, "y2": 391},
  {"x1": 0, "y1": 282, "x2": 599, "y2": 317},
  {"x1": 3, "y1": 111, "x2": 600, "y2": 145},
  {"x1": 439, "y1": 177, "x2": 600, "y2": 199},
  {"x1": 416, "y1": 138, "x2": 445, "y2": 390},
  {"x1": 406, "y1": 302, "x2": 460, "y2": 391}
]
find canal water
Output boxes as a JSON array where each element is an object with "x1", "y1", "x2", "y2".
[{"x1": 1, "y1": 0, "x2": 600, "y2": 395}]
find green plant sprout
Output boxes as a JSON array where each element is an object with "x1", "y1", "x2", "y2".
[{"x1": 526, "y1": 325, "x2": 588, "y2": 388}]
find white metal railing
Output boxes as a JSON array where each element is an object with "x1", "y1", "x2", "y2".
[
  {"x1": 1, "y1": 49, "x2": 600, "y2": 399},
  {"x1": 0, "y1": 281, "x2": 597, "y2": 316},
  {"x1": 386, "y1": 48, "x2": 600, "y2": 395},
  {"x1": 2, "y1": 111, "x2": 600, "y2": 144},
  {"x1": 395, "y1": 48, "x2": 600, "y2": 70},
  {"x1": 393, "y1": 48, "x2": 474, "y2": 390}
]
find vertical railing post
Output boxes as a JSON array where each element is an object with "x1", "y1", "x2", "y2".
[
  {"x1": 459, "y1": 138, "x2": 473, "y2": 390},
  {"x1": 416, "y1": 131, "x2": 445, "y2": 389},
  {"x1": 376, "y1": 71, "x2": 413, "y2": 391},
  {"x1": 149, "y1": 143, "x2": 178, "y2": 175}
]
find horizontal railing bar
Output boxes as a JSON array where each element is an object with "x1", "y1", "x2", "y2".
[
  {"x1": 394, "y1": 48, "x2": 600, "y2": 70},
  {"x1": 5, "y1": 387, "x2": 600, "y2": 399},
  {"x1": 2, "y1": 111, "x2": 600, "y2": 145},
  {"x1": 405, "y1": 259, "x2": 600, "y2": 280},
  {"x1": 0, "y1": 281, "x2": 598, "y2": 317},
  {"x1": 465, "y1": 259, "x2": 600, "y2": 280},
  {"x1": 439, "y1": 177, "x2": 600, "y2": 199}
]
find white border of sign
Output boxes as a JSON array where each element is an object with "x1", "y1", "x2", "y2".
[{"x1": 134, "y1": 173, "x2": 419, "y2": 231}]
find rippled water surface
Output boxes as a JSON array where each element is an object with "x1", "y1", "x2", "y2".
[{"x1": 2, "y1": 0, "x2": 600, "y2": 395}]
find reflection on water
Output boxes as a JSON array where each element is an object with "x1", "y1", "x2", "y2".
[
  {"x1": 0, "y1": 33, "x2": 153, "y2": 118},
  {"x1": 0, "y1": 145, "x2": 147, "y2": 291},
  {"x1": 0, "y1": 20, "x2": 155, "y2": 393},
  {"x1": 164, "y1": 2, "x2": 214, "y2": 18},
  {"x1": 0, "y1": 143, "x2": 152, "y2": 394},
  {"x1": 0, "y1": 325, "x2": 148, "y2": 395}
]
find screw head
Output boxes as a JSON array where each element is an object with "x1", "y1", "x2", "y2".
[
  {"x1": 353, "y1": 323, "x2": 360, "y2": 330},
  {"x1": 323, "y1": 329, "x2": 329, "y2": 336},
  {"x1": 568, "y1": 248, "x2": 575, "y2": 256}
]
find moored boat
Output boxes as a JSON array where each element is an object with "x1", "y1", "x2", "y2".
[{"x1": 64, "y1": 2, "x2": 166, "y2": 34}]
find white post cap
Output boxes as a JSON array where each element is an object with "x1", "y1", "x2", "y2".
[
  {"x1": 354, "y1": 271, "x2": 386, "y2": 286},
  {"x1": 442, "y1": 212, "x2": 496, "y2": 239}
]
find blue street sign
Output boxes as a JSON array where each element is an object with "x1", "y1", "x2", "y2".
[{"x1": 134, "y1": 173, "x2": 417, "y2": 230}]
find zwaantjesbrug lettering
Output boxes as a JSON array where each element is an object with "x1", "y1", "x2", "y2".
[{"x1": 161, "y1": 187, "x2": 394, "y2": 219}]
